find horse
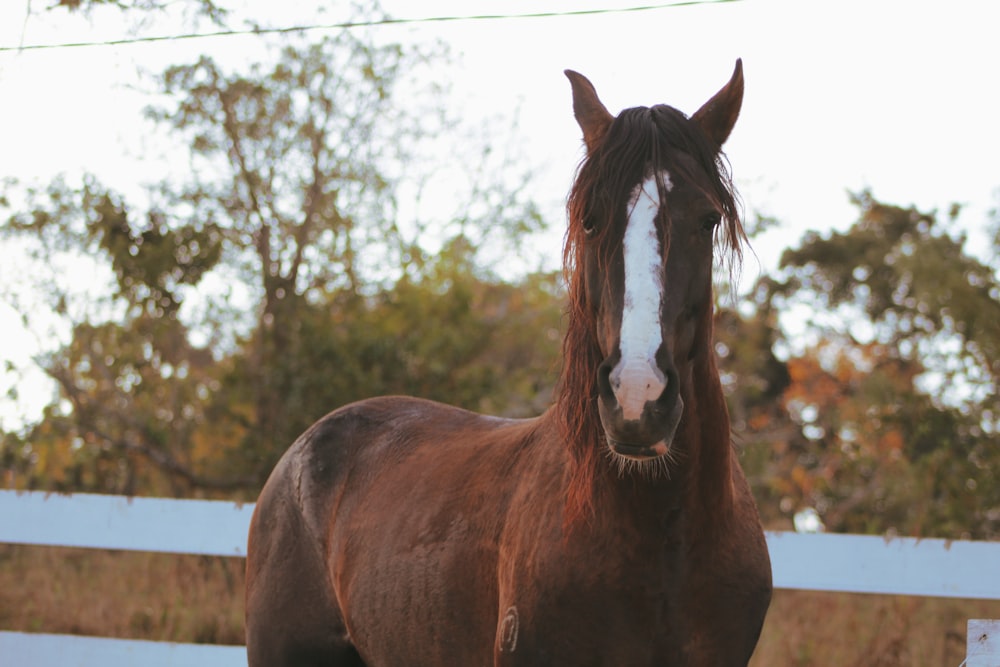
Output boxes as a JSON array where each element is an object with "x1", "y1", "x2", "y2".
[{"x1": 245, "y1": 59, "x2": 772, "y2": 666}]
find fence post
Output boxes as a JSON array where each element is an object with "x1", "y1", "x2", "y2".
[{"x1": 967, "y1": 620, "x2": 1000, "y2": 667}]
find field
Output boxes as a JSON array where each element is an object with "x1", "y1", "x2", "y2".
[{"x1": 2, "y1": 544, "x2": 997, "y2": 665}]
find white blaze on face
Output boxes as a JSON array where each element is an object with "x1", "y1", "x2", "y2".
[{"x1": 611, "y1": 171, "x2": 670, "y2": 421}]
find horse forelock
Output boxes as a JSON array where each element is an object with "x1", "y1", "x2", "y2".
[{"x1": 557, "y1": 103, "x2": 747, "y2": 523}]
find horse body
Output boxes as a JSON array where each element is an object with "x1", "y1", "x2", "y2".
[
  {"x1": 247, "y1": 396, "x2": 768, "y2": 666},
  {"x1": 247, "y1": 60, "x2": 772, "y2": 666}
]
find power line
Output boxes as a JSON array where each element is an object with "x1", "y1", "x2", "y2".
[{"x1": 0, "y1": 0, "x2": 741, "y2": 53}]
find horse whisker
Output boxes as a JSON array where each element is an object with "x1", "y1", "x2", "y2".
[{"x1": 603, "y1": 443, "x2": 677, "y2": 481}]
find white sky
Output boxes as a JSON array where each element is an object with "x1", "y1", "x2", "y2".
[{"x1": 1, "y1": 0, "x2": 999, "y2": 427}]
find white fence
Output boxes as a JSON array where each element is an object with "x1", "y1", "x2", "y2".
[{"x1": 1, "y1": 490, "x2": 998, "y2": 665}]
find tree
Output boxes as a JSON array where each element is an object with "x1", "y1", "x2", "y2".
[
  {"x1": 142, "y1": 30, "x2": 543, "y2": 478},
  {"x1": 777, "y1": 191, "x2": 1000, "y2": 413},
  {"x1": 730, "y1": 191, "x2": 1000, "y2": 539},
  {"x1": 1, "y1": 175, "x2": 243, "y2": 494},
  {"x1": 1, "y1": 17, "x2": 547, "y2": 496}
]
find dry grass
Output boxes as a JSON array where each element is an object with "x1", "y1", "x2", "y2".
[
  {"x1": 751, "y1": 590, "x2": 999, "y2": 667},
  {"x1": 0, "y1": 545, "x2": 244, "y2": 645},
  {"x1": 2, "y1": 544, "x2": 998, "y2": 664}
]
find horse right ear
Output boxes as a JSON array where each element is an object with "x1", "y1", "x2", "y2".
[{"x1": 565, "y1": 70, "x2": 613, "y2": 154}]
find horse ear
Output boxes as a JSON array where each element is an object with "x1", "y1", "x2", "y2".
[
  {"x1": 691, "y1": 59, "x2": 744, "y2": 148},
  {"x1": 565, "y1": 70, "x2": 614, "y2": 154}
]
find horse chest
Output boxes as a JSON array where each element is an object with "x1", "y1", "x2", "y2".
[{"x1": 495, "y1": 508, "x2": 767, "y2": 666}]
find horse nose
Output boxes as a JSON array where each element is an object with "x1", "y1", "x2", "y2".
[{"x1": 609, "y1": 358, "x2": 667, "y2": 421}]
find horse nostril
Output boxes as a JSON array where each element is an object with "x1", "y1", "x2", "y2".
[
  {"x1": 597, "y1": 361, "x2": 615, "y2": 399},
  {"x1": 655, "y1": 369, "x2": 680, "y2": 407}
]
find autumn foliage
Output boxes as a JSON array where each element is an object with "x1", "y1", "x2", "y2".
[{"x1": 720, "y1": 193, "x2": 1000, "y2": 539}]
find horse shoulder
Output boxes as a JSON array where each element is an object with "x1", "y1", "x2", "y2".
[{"x1": 293, "y1": 398, "x2": 545, "y2": 665}]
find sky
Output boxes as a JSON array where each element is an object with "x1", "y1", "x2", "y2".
[{"x1": 1, "y1": 0, "x2": 999, "y2": 427}]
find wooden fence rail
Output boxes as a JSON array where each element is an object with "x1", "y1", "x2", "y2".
[{"x1": 1, "y1": 490, "x2": 998, "y2": 666}]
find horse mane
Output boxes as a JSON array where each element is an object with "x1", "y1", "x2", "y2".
[{"x1": 556, "y1": 103, "x2": 747, "y2": 523}]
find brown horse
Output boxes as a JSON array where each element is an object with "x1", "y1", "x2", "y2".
[{"x1": 246, "y1": 60, "x2": 771, "y2": 666}]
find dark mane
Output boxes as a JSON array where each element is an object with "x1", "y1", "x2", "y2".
[{"x1": 557, "y1": 103, "x2": 746, "y2": 521}]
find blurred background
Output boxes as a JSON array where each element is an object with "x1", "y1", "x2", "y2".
[{"x1": 1, "y1": 1, "x2": 998, "y2": 664}]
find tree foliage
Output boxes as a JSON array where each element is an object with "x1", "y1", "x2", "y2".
[
  {"x1": 50, "y1": 0, "x2": 227, "y2": 24},
  {"x1": 726, "y1": 191, "x2": 1000, "y2": 539},
  {"x1": 1, "y1": 20, "x2": 548, "y2": 497}
]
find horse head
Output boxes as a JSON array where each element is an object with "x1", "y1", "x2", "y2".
[{"x1": 564, "y1": 61, "x2": 746, "y2": 470}]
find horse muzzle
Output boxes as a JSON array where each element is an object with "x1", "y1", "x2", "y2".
[{"x1": 597, "y1": 358, "x2": 684, "y2": 460}]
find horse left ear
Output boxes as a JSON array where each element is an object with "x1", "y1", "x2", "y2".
[{"x1": 691, "y1": 59, "x2": 744, "y2": 148}]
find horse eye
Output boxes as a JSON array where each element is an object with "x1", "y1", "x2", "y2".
[
  {"x1": 583, "y1": 221, "x2": 597, "y2": 237},
  {"x1": 700, "y1": 212, "x2": 722, "y2": 232}
]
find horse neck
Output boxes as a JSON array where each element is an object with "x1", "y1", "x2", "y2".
[{"x1": 673, "y1": 348, "x2": 736, "y2": 514}]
